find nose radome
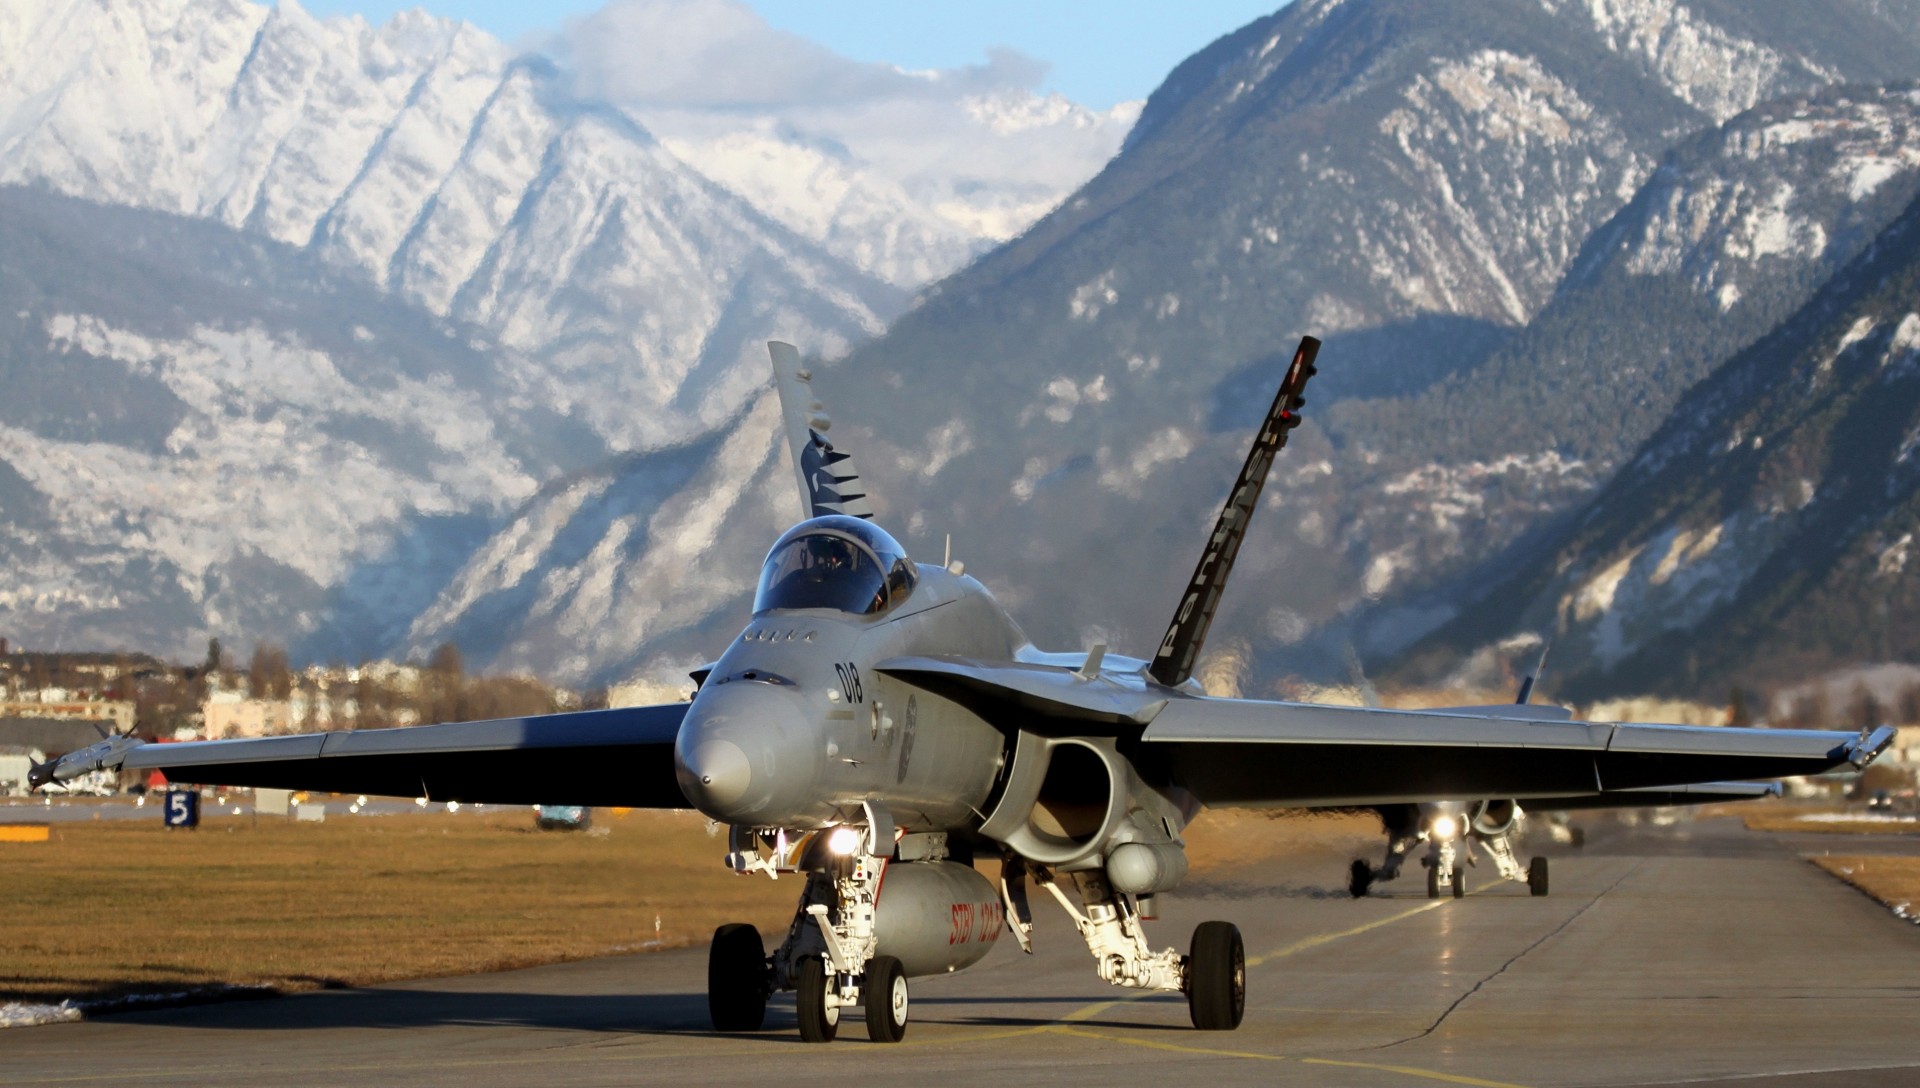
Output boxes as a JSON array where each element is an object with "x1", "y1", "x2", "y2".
[{"x1": 683, "y1": 739, "x2": 752, "y2": 811}]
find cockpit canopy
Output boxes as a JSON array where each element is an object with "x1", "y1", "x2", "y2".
[{"x1": 754, "y1": 515, "x2": 918, "y2": 615}]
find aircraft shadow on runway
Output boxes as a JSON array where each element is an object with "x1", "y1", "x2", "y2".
[
  {"x1": 96, "y1": 988, "x2": 1195, "y2": 1039},
  {"x1": 100, "y1": 990, "x2": 712, "y2": 1036}
]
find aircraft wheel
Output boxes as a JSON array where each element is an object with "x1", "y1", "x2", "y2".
[
  {"x1": 796, "y1": 956, "x2": 839, "y2": 1043},
  {"x1": 1348, "y1": 859, "x2": 1373, "y2": 898},
  {"x1": 1527, "y1": 856, "x2": 1550, "y2": 897},
  {"x1": 863, "y1": 955, "x2": 909, "y2": 1043},
  {"x1": 1426, "y1": 865, "x2": 1441, "y2": 899},
  {"x1": 1186, "y1": 921, "x2": 1245, "y2": 1031},
  {"x1": 1451, "y1": 870, "x2": 1466, "y2": 899},
  {"x1": 707, "y1": 923, "x2": 767, "y2": 1032}
]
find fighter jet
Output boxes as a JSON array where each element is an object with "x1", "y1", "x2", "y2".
[
  {"x1": 1340, "y1": 656, "x2": 1785, "y2": 899},
  {"x1": 1347, "y1": 780, "x2": 1781, "y2": 900},
  {"x1": 36, "y1": 336, "x2": 1895, "y2": 1044}
]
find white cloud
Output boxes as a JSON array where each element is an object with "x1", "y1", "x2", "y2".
[{"x1": 541, "y1": 0, "x2": 1139, "y2": 282}]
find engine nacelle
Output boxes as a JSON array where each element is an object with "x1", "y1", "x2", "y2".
[
  {"x1": 976, "y1": 732, "x2": 1128, "y2": 866},
  {"x1": 873, "y1": 860, "x2": 1003, "y2": 978},
  {"x1": 1470, "y1": 799, "x2": 1520, "y2": 837}
]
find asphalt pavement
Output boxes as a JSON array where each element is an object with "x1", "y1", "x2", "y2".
[{"x1": 2, "y1": 816, "x2": 1915, "y2": 1087}]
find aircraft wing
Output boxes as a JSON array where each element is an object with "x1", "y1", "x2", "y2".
[
  {"x1": 875, "y1": 657, "x2": 1891, "y2": 807},
  {"x1": 32, "y1": 704, "x2": 691, "y2": 808},
  {"x1": 1138, "y1": 697, "x2": 1891, "y2": 808},
  {"x1": 1525, "y1": 780, "x2": 1782, "y2": 812}
]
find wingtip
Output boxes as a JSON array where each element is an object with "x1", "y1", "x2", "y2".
[{"x1": 1847, "y1": 724, "x2": 1897, "y2": 768}]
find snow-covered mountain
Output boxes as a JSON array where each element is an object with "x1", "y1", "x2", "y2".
[
  {"x1": 1340, "y1": 82, "x2": 1920, "y2": 644},
  {"x1": 0, "y1": 187, "x2": 568, "y2": 659},
  {"x1": 0, "y1": 0, "x2": 1131, "y2": 674},
  {"x1": 1397, "y1": 186, "x2": 1920, "y2": 700},
  {"x1": 0, "y1": 0, "x2": 903, "y2": 450}
]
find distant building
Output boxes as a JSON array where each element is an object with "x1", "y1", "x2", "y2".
[
  {"x1": 1891, "y1": 725, "x2": 1920, "y2": 770},
  {"x1": 0, "y1": 717, "x2": 113, "y2": 755},
  {"x1": 0, "y1": 697, "x2": 135, "y2": 732},
  {"x1": 0, "y1": 744, "x2": 46, "y2": 796},
  {"x1": 201, "y1": 694, "x2": 294, "y2": 739}
]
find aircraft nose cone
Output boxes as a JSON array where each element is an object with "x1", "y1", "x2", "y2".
[
  {"x1": 675, "y1": 683, "x2": 813, "y2": 824},
  {"x1": 682, "y1": 739, "x2": 752, "y2": 811}
]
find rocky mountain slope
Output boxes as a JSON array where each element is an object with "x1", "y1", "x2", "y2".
[
  {"x1": 1343, "y1": 82, "x2": 1920, "y2": 654},
  {"x1": 0, "y1": 187, "x2": 563, "y2": 659},
  {"x1": 1395, "y1": 187, "x2": 1920, "y2": 700}
]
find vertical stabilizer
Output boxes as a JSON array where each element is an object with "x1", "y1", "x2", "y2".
[
  {"x1": 1149, "y1": 336, "x2": 1320, "y2": 688},
  {"x1": 768, "y1": 342, "x2": 874, "y2": 521}
]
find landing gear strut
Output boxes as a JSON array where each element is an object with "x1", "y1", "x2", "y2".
[{"x1": 1008, "y1": 861, "x2": 1244, "y2": 1030}]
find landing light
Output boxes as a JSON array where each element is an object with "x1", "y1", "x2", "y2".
[
  {"x1": 1431, "y1": 815, "x2": 1459, "y2": 840},
  {"x1": 827, "y1": 826, "x2": 863, "y2": 856}
]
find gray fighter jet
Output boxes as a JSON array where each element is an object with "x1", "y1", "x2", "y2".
[
  {"x1": 36, "y1": 337, "x2": 1895, "y2": 1044},
  {"x1": 1341, "y1": 657, "x2": 1785, "y2": 899},
  {"x1": 1348, "y1": 780, "x2": 1781, "y2": 900}
]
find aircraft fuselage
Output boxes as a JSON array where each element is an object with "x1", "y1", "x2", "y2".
[{"x1": 674, "y1": 562, "x2": 1019, "y2": 831}]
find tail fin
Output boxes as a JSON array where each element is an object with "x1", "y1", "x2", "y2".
[
  {"x1": 768, "y1": 342, "x2": 874, "y2": 521},
  {"x1": 1515, "y1": 643, "x2": 1550, "y2": 705},
  {"x1": 1149, "y1": 336, "x2": 1320, "y2": 687}
]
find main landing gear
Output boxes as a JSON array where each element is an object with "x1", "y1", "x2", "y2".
[
  {"x1": 710, "y1": 818, "x2": 1247, "y2": 1040},
  {"x1": 1002, "y1": 858, "x2": 1246, "y2": 1032}
]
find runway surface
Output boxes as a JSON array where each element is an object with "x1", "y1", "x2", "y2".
[{"x1": 3, "y1": 817, "x2": 1916, "y2": 1087}]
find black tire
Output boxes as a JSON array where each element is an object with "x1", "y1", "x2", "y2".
[
  {"x1": 1527, "y1": 856, "x2": 1550, "y2": 897},
  {"x1": 863, "y1": 955, "x2": 908, "y2": 1043},
  {"x1": 1348, "y1": 859, "x2": 1373, "y2": 898},
  {"x1": 796, "y1": 956, "x2": 839, "y2": 1043},
  {"x1": 1186, "y1": 921, "x2": 1245, "y2": 1031},
  {"x1": 1426, "y1": 865, "x2": 1441, "y2": 899},
  {"x1": 1451, "y1": 869, "x2": 1466, "y2": 899},
  {"x1": 707, "y1": 924, "x2": 767, "y2": 1032}
]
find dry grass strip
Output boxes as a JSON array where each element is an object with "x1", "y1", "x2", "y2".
[
  {"x1": 1810, "y1": 855, "x2": 1920, "y2": 924},
  {"x1": 1744, "y1": 810, "x2": 1920, "y2": 834}
]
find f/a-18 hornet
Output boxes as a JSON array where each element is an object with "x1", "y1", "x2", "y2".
[
  {"x1": 1342, "y1": 654, "x2": 1784, "y2": 900},
  {"x1": 37, "y1": 337, "x2": 1893, "y2": 1044}
]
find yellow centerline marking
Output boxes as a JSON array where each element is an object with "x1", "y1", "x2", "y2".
[
  {"x1": 907, "y1": 896, "x2": 1527, "y2": 1088},
  {"x1": 1248, "y1": 899, "x2": 1448, "y2": 967},
  {"x1": 1053, "y1": 898, "x2": 1449, "y2": 1025},
  {"x1": 1050, "y1": 1026, "x2": 1533, "y2": 1088}
]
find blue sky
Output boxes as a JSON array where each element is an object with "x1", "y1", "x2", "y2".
[{"x1": 297, "y1": 0, "x2": 1286, "y2": 109}]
